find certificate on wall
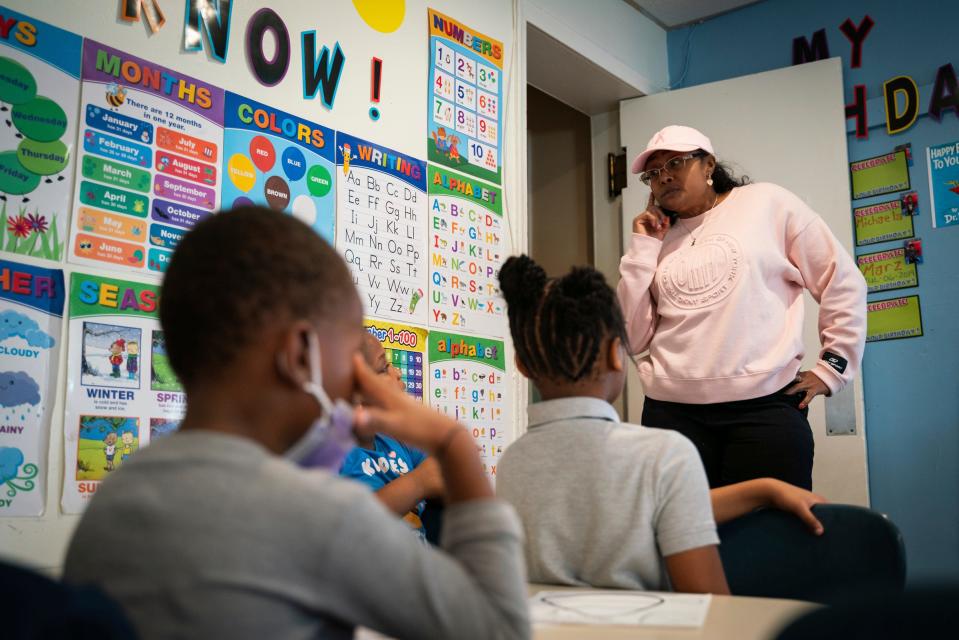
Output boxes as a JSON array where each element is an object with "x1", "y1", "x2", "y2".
[
  {"x1": 853, "y1": 197, "x2": 915, "y2": 246},
  {"x1": 0, "y1": 260, "x2": 64, "y2": 516},
  {"x1": 850, "y1": 150, "x2": 910, "y2": 200},
  {"x1": 61, "y1": 273, "x2": 184, "y2": 513},
  {"x1": 0, "y1": 8, "x2": 82, "y2": 262},
  {"x1": 427, "y1": 9, "x2": 505, "y2": 185},
  {"x1": 857, "y1": 248, "x2": 918, "y2": 293},
  {"x1": 69, "y1": 40, "x2": 224, "y2": 276},
  {"x1": 866, "y1": 295, "x2": 923, "y2": 343}
]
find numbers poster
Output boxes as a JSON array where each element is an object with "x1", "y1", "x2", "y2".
[
  {"x1": 336, "y1": 133, "x2": 428, "y2": 325},
  {"x1": 0, "y1": 8, "x2": 81, "y2": 262},
  {"x1": 427, "y1": 9, "x2": 504, "y2": 185},
  {"x1": 69, "y1": 40, "x2": 224, "y2": 276},
  {"x1": 364, "y1": 318, "x2": 428, "y2": 402},
  {"x1": 61, "y1": 273, "x2": 184, "y2": 513},
  {"x1": 223, "y1": 92, "x2": 336, "y2": 242},
  {"x1": 0, "y1": 260, "x2": 63, "y2": 516},
  {"x1": 429, "y1": 331, "x2": 509, "y2": 480},
  {"x1": 427, "y1": 165, "x2": 506, "y2": 336}
]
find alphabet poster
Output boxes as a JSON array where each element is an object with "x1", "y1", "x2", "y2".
[
  {"x1": 0, "y1": 260, "x2": 63, "y2": 516},
  {"x1": 335, "y1": 133, "x2": 428, "y2": 325},
  {"x1": 428, "y1": 331, "x2": 509, "y2": 480},
  {"x1": 222, "y1": 92, "x2": 336, "y2": 242},
  {"x1": 427, "y1": 165, "x2": 506, "y2": 336},
  {"x1": 62, "y1": 273, "x2": 184, "y2": 513},
  {"x1": 0, "y1": 8, "x2": 81, "y2": 262},
  {"x1": 69, "y1": 40, "x2": 224, "y2": 276},
  {"x1": 926, "y1": 140, "x2": 959, "y2": 229},
  {"x1": 363, "y1": 318, "x2": 428, "y2": 403},
  {"x1": 427, "y1": 9, "x2": 504, "y2": 185}
]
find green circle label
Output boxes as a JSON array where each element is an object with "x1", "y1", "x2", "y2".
[
  {"x1": 12, "y1": 96, "x2": 68, "y2": 142},
  {"x1": 0, "y1": 57, "x2": 37, "y2": 105},
  {"x1": 17, "y1": 138, "x2": 69, "y2": 175},
  {"x1": 0, "y1": 150, "x2": 41, "y2": 195},
  {"x1": 306, "y1": 164, "x2": 332, "y2": 197}
]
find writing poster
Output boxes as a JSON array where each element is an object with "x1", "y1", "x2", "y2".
[
  {"x1": 0, "y1": 8, "x2": 81, "y2": 262},
  {"x1": 926, "y1": 140, "x2": 959, "y2": 229},
  {"x1": 866, "y1": 295, "x2": 923, "y2": 343},
  {"x1": 850, "y1": 150, "x2": 910, "y2": 200},
  {"x1": 853, "y1": 197, "x2": 915, "y2": 246},
  {"x1": 857, "y1": 248, "x2": 918, "y2": 293},
  {"x1": 427, "y1": 9, "x2": 504, "y2": 185},
  {"x1": 427, "y1": 165, "x2": 506, "y2": 336},
  {"x1": 428, "y1": 331, "x2": 509, "y2": 480},
  {"x1": 69, "y1": 40, "x2": 224, "y2": 276},
  {"x1": 62, "y1": 273, "x2": 184, "y2": 513},
  {"x1": 335, "y1": 133, "x2": 428, "y2": 324},
  {"x1": 363, "y1": 318, "x2": 428, "y2": 402},
  {"x1": 0, "y1": 260, "x2": 63, "y2": 516},
  {"x1": 222, "y1": 92, "x2": 336, "y2": 242}
]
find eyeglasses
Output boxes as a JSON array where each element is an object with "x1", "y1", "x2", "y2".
[{"x1": 639, "y1": 151, "x2": 706, "y2": 185}]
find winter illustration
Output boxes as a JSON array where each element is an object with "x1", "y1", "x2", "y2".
[{"x1": 80, "y1": 321, "x2": 142, "y2": 389}]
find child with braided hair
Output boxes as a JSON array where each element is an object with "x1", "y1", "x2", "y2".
[{"x1": 496, "y1": 255, "x2": 826, "y2": 594}]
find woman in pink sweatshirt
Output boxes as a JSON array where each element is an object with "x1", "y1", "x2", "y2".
[{"x1": 618, "y1": 125, "x2": 867, "y2": 490}]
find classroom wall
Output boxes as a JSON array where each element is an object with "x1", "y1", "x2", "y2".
[
  {"x1": 0, "y1": 0, "x2": 524, "y2": 574},
  {"x1": 667, "y1": 0, "x2": 959, "y2": 583}
]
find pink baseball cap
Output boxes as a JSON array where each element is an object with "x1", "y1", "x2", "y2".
[{"x1": 631, "y1": 125, "x2": 714, "y2": 174}]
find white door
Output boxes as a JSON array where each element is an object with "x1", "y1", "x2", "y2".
[{"x1": 618, "y1": 58, "x2": 868, "y2": 506}]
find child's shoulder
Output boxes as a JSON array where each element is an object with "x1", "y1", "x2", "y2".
[{"x1": 613, "y1": 422, "x2": 701, "y2": 462}]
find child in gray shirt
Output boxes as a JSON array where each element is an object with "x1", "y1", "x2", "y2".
[
  {"x1": 64, "y1": 208, "x2": 529, "y2": 640},
  {"x1": 496, "y1": 256, "x2": 827, "y2": 593}
]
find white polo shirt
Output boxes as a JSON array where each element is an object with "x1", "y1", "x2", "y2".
[{"x1": 497, "y1": 396, "x2": 718, "y2": 590}]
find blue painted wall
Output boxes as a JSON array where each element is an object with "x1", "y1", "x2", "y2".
[{"x1": 667, "y1": 0, "x2": 959, "y2": 583}]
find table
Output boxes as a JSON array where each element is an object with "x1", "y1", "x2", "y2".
[{"x1": 529, "y1": 584, "x2": 819, "y2": 640}]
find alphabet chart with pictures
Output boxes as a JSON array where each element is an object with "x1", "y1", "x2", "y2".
[
  {"x1": 428, "y1": 165, "x2": 506, "y2": 337},
  {"x1": 429, "y1": 331, "x2": 509, "y2": 480},
  {"x1": 69, "y1": 40, "x2": 224, "y2": 276},
  {"x1": 61, "y1": 273, "x2": 184, "y2": 513},
  {"x1": 336, "y1": 133, "x2": 428, "y2": 325},
  {"x1": 427, "y1": 9, "x2": 504, "y2": 185}
]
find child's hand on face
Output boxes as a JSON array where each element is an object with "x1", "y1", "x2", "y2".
[{"x1": 351, "y1": 354, "x2": 458, "y2": 454}]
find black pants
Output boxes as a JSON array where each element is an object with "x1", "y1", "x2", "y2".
[{"x1": 642, "y1": 385, "x2": 814, "y2": 489}]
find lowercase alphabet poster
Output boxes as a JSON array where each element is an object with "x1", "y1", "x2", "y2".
[
  {"x1": 427, "y1": 9, "x2": 504, "y2": 185},
  {"x1": 222, "y1": 92, "x2": 336, "y2": 242},
  {"x1": 0, "y1": 7, "x2": 82, "y2": 262},
  {"x1": 61, "y1": 273, "x2": 184, "y2": 513},
  {"x1": 69, "y1": 40, "x2": 224, "y2": 276},
  {"x1": 427, "y1": 165, "x2": 506, "y2": 336},
  {"x1": 428, "y1": 331, "x2": 509, "y2": 480},
  {"x1": 363, "y1": 318, "x2": 428, "y2": 402},
  {"x1": 0, "y1": 259, "x2": 63, "y2": 516},
  {"x1": 335, "y1": 133, "x2": 428, "y2": 325}
]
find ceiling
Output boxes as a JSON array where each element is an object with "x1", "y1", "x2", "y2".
[{"x1": 624, "y1": 0, "x2": 764, "y2": 29}]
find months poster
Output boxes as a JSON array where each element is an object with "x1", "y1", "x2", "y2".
[{"x1": 69, "y1": 40, "x2": 224, "y2": 276}]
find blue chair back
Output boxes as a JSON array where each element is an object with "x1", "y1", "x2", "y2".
[
  {"x1": 718, "y1": 504, "x2": 906, "y2": 604},
  {"x1": 0, "y1": 560, "x2": 137, "y2": 639}
]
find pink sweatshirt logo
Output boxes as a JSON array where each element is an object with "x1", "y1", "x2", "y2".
[{"x1": 658, "y1": 234, "x2": 743, "y2": 309}]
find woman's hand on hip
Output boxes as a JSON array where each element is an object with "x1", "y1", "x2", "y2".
[
  {"x1": 632, "y1": 193, "x2": 671, "y2": 241},
  {"x1": 786, "y1": 370, "x2": 830, "y2": 409}
]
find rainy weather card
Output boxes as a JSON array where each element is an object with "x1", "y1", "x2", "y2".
[
  {"x1": 0, "y1": 259, "x2": 63, "y2": 516},
  {"x1": 69, "y1": 40, "x2": 224, "y2": 276},
  {"x1": 62, "y1": 273, "x2": 184, "y2": 513},
  {"x1": 222, "y1": 92, "x2": 335, "y2": 242},
  {"x1": 0, "y1": 7, "x2": 81, "y2": 262}
]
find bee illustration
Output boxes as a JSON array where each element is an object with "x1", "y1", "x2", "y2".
[{"x1": 105, "y1": 83, "x2": 127, "y2": 108}]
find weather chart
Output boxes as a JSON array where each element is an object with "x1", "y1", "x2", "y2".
[
  {"x1": 222, "y1": 92, "x2": 336, "y2": 242},
  {"x1": 427, "y1": 9, "x2": 504, "y2": 186},
  {"x1": 69, "y1": 40, "x2": 224, "y2": 276}
]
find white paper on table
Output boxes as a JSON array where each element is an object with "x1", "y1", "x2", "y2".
[{"x1": 530, "y1": 590, "x2": 711, "y2": 627}]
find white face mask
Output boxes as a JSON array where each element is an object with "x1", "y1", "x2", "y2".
[{"x1": 283, "y1": 332, "x2": 356, "y2": 468}]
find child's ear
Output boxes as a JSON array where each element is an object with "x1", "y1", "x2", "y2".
[
  {"x1": 514, "y1": 353, "x2": 530, "y2": 379},
  {"x1": 607, "y1": 336, "x2": 625, "y2": 373},
  {"x1": 275, "y1": 321, "x2": 314, "y2": 389}
]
